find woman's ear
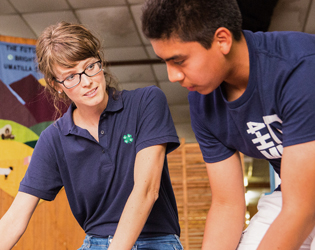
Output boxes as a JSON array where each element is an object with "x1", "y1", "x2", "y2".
[
  {"x1": 214, "y1": 27, "x2": 233, "y2": 55},
  {"x1": 52, "y1": 80, "x2": 63, "y2": 94}
]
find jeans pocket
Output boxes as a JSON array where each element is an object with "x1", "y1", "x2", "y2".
[
  {"x1": 78, "y1": 241, "x2": 89, "y2": 250},
  {"x1": 172, "y1": 243, "x2": 183, "y2": 250},
  {"x1": 77, "y1": 245, "x2": 87, "y2": 250},
  {"x1": 173, "y1": 235, "x2": 183, "y2": 250}
]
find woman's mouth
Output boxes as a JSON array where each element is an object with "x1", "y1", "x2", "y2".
[{"x1": 84, "y1": 87, "x2": 98, "y2": 97}]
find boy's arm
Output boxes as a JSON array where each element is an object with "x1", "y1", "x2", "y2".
[
  {"x1": 108, "y1": 144, "x2": 167, "y2": 250},
  {"x1": 257, "y1": 140, "x2": 315, "y2": 249},
  {"x1": 202, "y1": 152, "x2": 246, "y2": 250},
  {"x1": 0, "y1": 191, "x2": 39, "y2": 249}
]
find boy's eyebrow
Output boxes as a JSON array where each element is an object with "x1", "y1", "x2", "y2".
[{"x1": 156, "y1": 55, "x2": 182, "y2": 62}]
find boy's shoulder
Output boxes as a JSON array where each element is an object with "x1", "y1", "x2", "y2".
[{"x1": 245, "y1": 30, "x2": 315, "y2": 60}]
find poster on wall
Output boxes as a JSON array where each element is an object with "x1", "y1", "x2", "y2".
[{"x1": 0, "y1": 41, "x2": 65, "y2": 199}]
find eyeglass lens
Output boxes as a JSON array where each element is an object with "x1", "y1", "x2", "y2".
[{"x1": 63, "y1": 61, "x2": 102, "y2": 88}]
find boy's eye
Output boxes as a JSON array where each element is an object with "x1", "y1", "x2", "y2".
[{"x1": 174, "y1": 60, "x2": 184, "y2": 65}]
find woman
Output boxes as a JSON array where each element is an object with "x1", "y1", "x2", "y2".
[{"x1": 0, "y1": 22, "x2": 182, "y2": 250}]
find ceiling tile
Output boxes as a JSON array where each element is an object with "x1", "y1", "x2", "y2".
[
  {"x1": 76, "y1": 7, "x2": 142, "y2": 48},
  {"x1": 0, "y1": 0, "x2": 17, "y2": 14},
  {"x1": 104, "y1": 46, "x2": 148, "y2": 62},
  {"x1": 146, "y1": 45, "x2": 157, "y2": 58},
  {"x1": 269, "y1": 0, "x2": 311, "y2": 32},
  {"x1": 68, "y1": 0, "x2": 125, "y2": 9},
  {"x1": 23, "y1": 11, "x2": 78, "y2": 37},
  {"x1": 119, "y1": 82, "x2": 156, "y2": 91},
  {"x1": 108, "y1": 65, "x2": 155, "y2": 82},
  {"x1": 303, "y1": 0, "x2": 315, "y2": 34},
  {"x1": 169, "y1": 104, "x2": 191, "y2": 124},
  {"x1": 130, "y1": 4, "x2": 151, "y2": 45},
  {"x1": 0, "y1": 15, "x2": 36, "y2": 39},
  {"x1": 127, "y1": 0, "x2": 145, "y2": 4},
  {"x1": 159, "y1": 81, "x2": 189, "y2": 105},
  {"x1": 10, "y1": 0, "x2": 70, "y2": 13},
  {"x1": 152, "y1": 64, "x2": 168, "y2": 81}
]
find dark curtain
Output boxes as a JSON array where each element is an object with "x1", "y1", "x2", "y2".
[{"x1": 237, "y1": 0, "x2": 279, "y2": 32}]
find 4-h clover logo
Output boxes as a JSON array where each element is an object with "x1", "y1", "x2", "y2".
[{"x1": 123, "y1": 134, "x2": 133, "y2": 144}]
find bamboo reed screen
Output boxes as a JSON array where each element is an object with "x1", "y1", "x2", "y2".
[{"x1": 168, "y1": 140, "x2": 211, "y2": 250}]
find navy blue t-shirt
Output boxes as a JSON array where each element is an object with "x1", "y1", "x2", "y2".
[
  {"x1": 19, "y1": 86, "x2": 180, "y2": 237},
  {"x1": 189, "y1": 30, "x2": 315, "y2": 178}
]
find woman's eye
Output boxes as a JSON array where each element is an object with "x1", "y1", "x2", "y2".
[
  {"x1": 86, "y1": 63, "x2": 95, "y2": 71},
  {"x1": 66, "y1": 75, "x2": 76, "y2": 81}
]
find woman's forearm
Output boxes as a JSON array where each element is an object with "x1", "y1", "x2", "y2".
[{"x1": 107, "y1": 186, "x2": 158, "y2": 250}]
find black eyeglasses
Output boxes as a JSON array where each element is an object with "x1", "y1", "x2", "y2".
[{"x1": 54, "y1": 60, "x2": 103, "y2": 89}]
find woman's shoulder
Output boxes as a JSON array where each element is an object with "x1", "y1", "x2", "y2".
[
  {"x1": 38, "y1": 119, "x2": 64, "y2": 142},
  {"x1": 120, "y1": 86, "x2": 168, "y2": 113}
]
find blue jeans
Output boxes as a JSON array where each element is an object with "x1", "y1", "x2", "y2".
[{"x1": 78, "y1": 234, "x2": 183, "y2": 250}]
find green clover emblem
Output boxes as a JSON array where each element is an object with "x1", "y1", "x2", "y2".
[{"x1": 123, "y1": 134, "x2": 133, "y2": 144}]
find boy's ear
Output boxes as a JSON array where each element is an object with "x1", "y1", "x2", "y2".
[{"x1": 214, "y1": 27, "x2": 233, "y2": 55}]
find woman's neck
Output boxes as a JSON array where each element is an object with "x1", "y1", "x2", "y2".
[{"x1": 72, "y1": 95, "x2": 109, "y2": 142}]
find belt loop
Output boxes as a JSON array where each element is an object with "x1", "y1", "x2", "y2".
[
  {"x1": 108, "y1": 235, "x2": 113, "y2": 244},
  {"x1": 86, "y1": 235, "x2": 92, "y2": 248}
]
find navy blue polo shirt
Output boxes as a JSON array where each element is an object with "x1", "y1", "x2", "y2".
[{"x1": 19, "y1": 86, "x2": 180, "y2": 237}]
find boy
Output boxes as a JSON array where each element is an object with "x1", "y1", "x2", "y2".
[{"x1": 141, "y1": 0, "x2": 315, "y2": 249}]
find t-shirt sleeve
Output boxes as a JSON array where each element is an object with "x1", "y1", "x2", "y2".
[
  {"x1": 280, "y1": 57, "x2": 315, "y2": 147},
  {"x1": 19, "y1": 128, "x2": 63, "y2": 201},
  {"x1": 135, "y1": 86, "x2": 180, "y2": 154},
  {"x1": 189, "y1": 92, "x2": 236, "y2": 163}
]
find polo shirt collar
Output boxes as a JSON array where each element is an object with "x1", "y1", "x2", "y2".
[
  {"x1": 59, "y1": 88, "x2": 123, "y2": 135},
  {"x1": 103, "y1": 88, "x2": 123, "y2": 113}
]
